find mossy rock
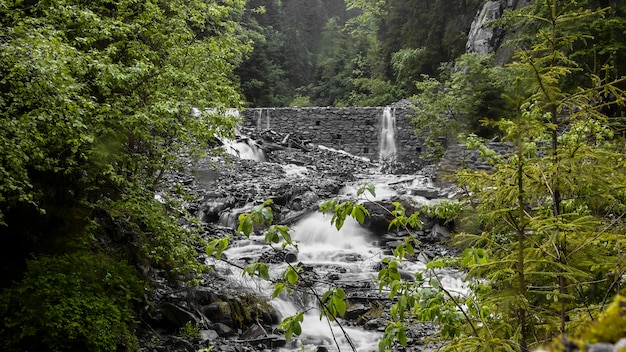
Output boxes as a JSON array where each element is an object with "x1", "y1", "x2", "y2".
[
  {"x1": 200, "y1": 291, "x2": 276, "y2": 330},
  {"x1": 580, "y1": 295, "x2": 626, "y2": 344},
  {"x1": 538, "y1": 295, "x2": 626, "y2": 352}
]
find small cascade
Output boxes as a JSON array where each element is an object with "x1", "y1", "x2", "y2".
[
  {"x1": 378, "y1": 107, "x2": 397, "y2": 161},
  {"x1": 290, "y1": 212, "x2": 376, "y2": 266},
  {"x1": 271, "y1": 299, "x2": 380, "y2": 352},
  {"x1": 222, "y1": 137, "x2": 267, "y2": 162},
  {"x1": 256, "y1": 108, "x2": 271, "y2": 131},
  {"x1": 211, "y1": 108, "x2": 268, "y2": 162},
  {"x1": 221, "y1": 211, "x2": 383, "y2": 351}
]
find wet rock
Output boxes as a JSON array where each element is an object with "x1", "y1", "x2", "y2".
[
  {"x1": 585, "y1": 343, "x2": 614, "y2": 352},
  {"x1": 364, "y1": 318, "x2": 387, "y2": 331},
  {"x1": 167, "y1": 336, "x2": 196, "y2": 352},
  {"x1": 213, "y1": 344, "x2": 238, "y2": 352},
  {"x1": 289, "y1": 191, "x2": 320, "y2": 211},
  {"x1": 243, "y1": 335, "x2": 287, "y2": 349},
  {"x1": 198, "y1": 196, "x2": 237, "y2": 222},
  {"x1": 259, "y1": 248, "x2": 298, "y2": 264},
  {"x1": 423, "y1": 223, "x2": 452, "y2": 243},
  {"x1": 211, "y1": 322, "x2": 235, "y2": 337},
  {"x1": 615, "y1": 338, "x2": 626, "y2": 351},
  {"x1": 199, "y1": 329, "x2": 219, "y2": 341},
  {"x1": 161, "y1": 302, "x2": 199, "y2": 327},
  {"x1": 240, "y1": 323, "x2": 266, "y2": 340},
  {"x1": 203, "y1": 302, "x2": 233, "y2": 326},
  {"x1": 408, "y1": 187, "x2": 441, "y2": 199},
  {"x1": 345, "y1": 303, "x2": 370, "y2": 320}
]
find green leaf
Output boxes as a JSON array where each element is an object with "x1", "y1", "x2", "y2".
[
  {"x1": 351, "y1": 206, "x2": 366, "y2": 224},
  {"x1": 333, "y1": 295, "x2": 347, "y2": 317},
  {"x1": 398, "y1": 325, "x2": 407, "y2": 346},
  {"x1": 284, "y1": 267, "x2": 299, "y2": 285},
  {"x1": 279, "y1": 312, "x2": 304, "y2": 340},
  {"x1": 356, "y1": 183, "x2": 376, "y2": 197},
  {"x1": 242, "y1": 263, "x2": 270, "y2": 281},
  {"x1": 272, "y1": 283, "x2": 285, "y2": 298},
  {"x1": 264, "y1": 227, "x2": 280, "y2": 244},
  {"x1": 261, "y1": 207, "x2": 273, "y2": 224},
  {"x1": 238, "y1": 215, "x2": 254, "y2": 237},
  {"x1": 206, "y1": 237, "x2": 230, "y2": 260}
]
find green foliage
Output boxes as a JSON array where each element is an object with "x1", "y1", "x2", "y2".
[
  {"x1": 388, "y1": 201, "x2": 422, "y2": 230},
  {"x1": 237, "y1": 199, "x2": 274, "y2": 236},
  {"x1": 0, "y1": 0, "x2": 250, "y2": 349},
  {"x1": 379, "y1": 321, "x2": 407, "y2": 350},
  {"x1": 579, "y1": 295, "x2": 626, "y2": 344},
  {"x1": 279, "y1": 312, "x2": 304, "y2": 340},
  {"x1": 347, "y1": 77, "x2": 403, "y2": 107},
  {"x1": 435, "y1": 1, "x2": 626, "y2": 350},
  {"x1": 391, "y1": 47, "x2": 429, "y2": 92},
  {"x1": 179, "y1": 322, "x2": 201, "y2": 339},
  {"x1": 243, "y1": 262, "x2": 271, "y2": 281},
  {"x1": 108, "y1": 192, "x2": 209, "y2": 278},
  {"x1": 290, "y1": 94, "x2": 313, "y2": 107},
  {"x1": 410, "y1": 53, "x2": 516, "y2": 160},
  {"x1": 330, "y1": 2, "x2": 626, "y2": 351},
  {"x1": 321, "y1": 288, "x2": 347, "y2": 320},
  {"x1": 0, "y1": 252, "x2": 144, "y2": 352},
  {"x1": 421, "y1": 200, "x2": 464, "y2": 224},
  {"x1": 206, "y1": 237, "x2": 231, "y2": 261},
  {"x1": 319, "y1": 199, "x2": 370, "y2": 230},
  {"x1": 238, "y1": 0, "x2": 353, "y2": 107},
  {"x1": 239, "y1": 0, "x2": 486, "y2": 106}
]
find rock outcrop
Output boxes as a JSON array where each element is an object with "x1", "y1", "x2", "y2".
[{"x1": 466, "y1": 0, "x2": 533, "y2": 64}]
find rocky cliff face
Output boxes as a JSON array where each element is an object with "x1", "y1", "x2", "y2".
[{"x1": 466, "y1": 0, "x2": 533, "y2": 64}]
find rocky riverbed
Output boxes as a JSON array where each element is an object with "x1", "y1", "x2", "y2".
[{"x1": 138, "y1": 131, "x2": 460, "y2": 352}]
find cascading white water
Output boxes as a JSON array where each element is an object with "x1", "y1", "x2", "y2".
[
  {"x1": 256, "y1": 108, "x2": 271, "y2": 131},
  {"x1": 213, "y1": 109, "x2": 268, "y2": 162},
  {"x1": 378, "y1": 107, "x2": 397, "y2": 161},
  {"x1": 222, "y1": 138, "x2": 267, "y2": 162},
  {"x1": 277, "y1": 212, "x2": 382, "y2": 351},
  {"x1": 213, "y1": 171, "x2": 468, "y2": 351},
  {"x1": 218, "y1": 211, "x2": 383, "y2": 351}
]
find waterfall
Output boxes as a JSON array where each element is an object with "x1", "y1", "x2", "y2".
[
  {"x1": 290, "y1": 212, "x2": 375, "y2": 265},
  {"x1": 256, "y1": 108, "x2": 271, "y2": 131},
  {"x1": 222, "y1": 137, "x2": 267, "y2": 162},
  {"x1": 378, "y1": 107, "x2": 397, "y2": 161},
  {"x1": 222, "y1": 211, "x2": 382, "y2": 351}
]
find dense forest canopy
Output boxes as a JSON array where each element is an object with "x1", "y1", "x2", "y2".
[
  {"x1": 237, "y1": 0, "x2": 626, "y2": 109},
  {"x1": 236, "y1": 0, "x2": 486, "y2": 107}
]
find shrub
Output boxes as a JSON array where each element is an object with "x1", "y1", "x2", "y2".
[{"x1": 0, "y1": 252, "x2": 145, "y2": 352}]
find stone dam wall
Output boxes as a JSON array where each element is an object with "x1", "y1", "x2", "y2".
[{"x1": 240, "y1": 107, "x2": 422, "y2": 161}]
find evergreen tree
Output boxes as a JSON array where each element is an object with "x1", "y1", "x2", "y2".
[
  {"x1": 237, "y1": 1, "x2": 291, "y2": 106},
  {"x1": 367, "y1": 1, "x2": 626, "y2": 351},
  {"x1": 448, "y1": 1, "x2": 626, "y2": 350}
]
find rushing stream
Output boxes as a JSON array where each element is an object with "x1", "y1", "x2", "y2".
[
  {"x1": 207, "y1": 108, "x2": 466, "y2": 351},
  {"x1": 211, "y1": 166, "x2": 466, "y2": 351}
]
